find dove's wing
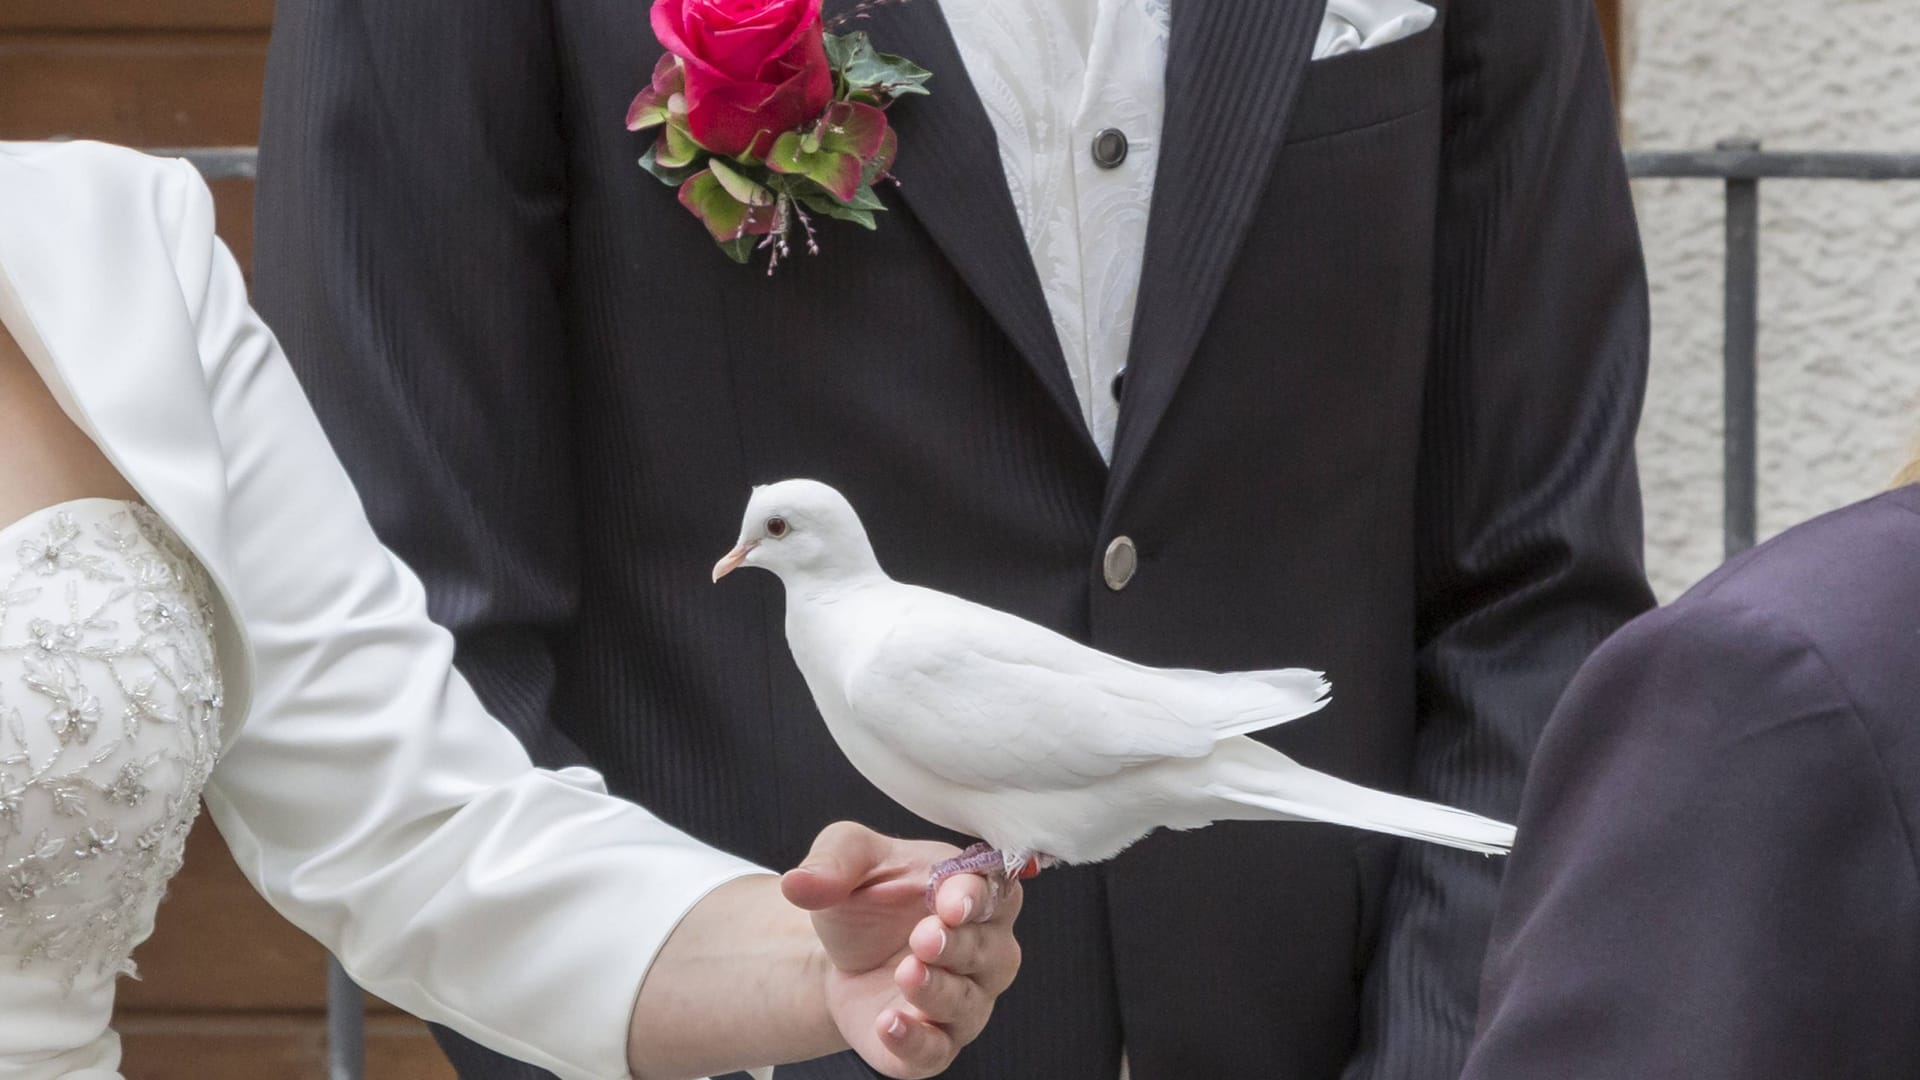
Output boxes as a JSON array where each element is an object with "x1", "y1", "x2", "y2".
[{"x1": 842, "y1": 588, "x2": 1325, "y2": 793}]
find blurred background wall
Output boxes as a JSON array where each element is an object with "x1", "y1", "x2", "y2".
[{"x1": 1624, "y1": 0, "x2": 1920, "y2": 597}]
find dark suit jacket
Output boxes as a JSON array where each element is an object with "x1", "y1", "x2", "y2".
[
  {"x1": 251, "y1": 1, "x2": 1652, "y2": 1077},
  {"x1": 1463, "y1": 485, "x2": 1920, "y2": 1079}
]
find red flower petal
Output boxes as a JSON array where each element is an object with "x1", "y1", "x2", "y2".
[{"x1": 681, "y1": 34, "x2": 832, "y2": 157}]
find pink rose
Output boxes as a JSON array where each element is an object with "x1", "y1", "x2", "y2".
[{"x1": 650, "y1": 0, "x2": 835, "y2": 158}]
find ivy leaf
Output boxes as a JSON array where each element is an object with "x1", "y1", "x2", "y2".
[
  {"x1": 823, "y1": 31, "x2": 861, "y2": 72},
  {"x1": 795, "y1": 189, "x2": 878, "y2": 230},
  {"x1": 826, "y1": 31, "x2": 932, "y2": 99},
  {"x1": 717, "y1": 235, "x2": 757, "y2": 264}
]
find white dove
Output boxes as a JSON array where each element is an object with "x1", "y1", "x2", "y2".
[{"x1": 713, "y1": 479, "x2": 1515, "y2": 899}]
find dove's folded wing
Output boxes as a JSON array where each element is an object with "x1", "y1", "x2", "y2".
[{"x1": 843, "y1": 591, "x2": 1322, "y2": 793}]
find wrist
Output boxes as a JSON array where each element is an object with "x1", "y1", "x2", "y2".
[
  {"x1": 798, "y1": 924, "x2": 842, "y2": 1052},
  {"x1": 626, "y1": 875, "x2": 847, "y2": 1079}
]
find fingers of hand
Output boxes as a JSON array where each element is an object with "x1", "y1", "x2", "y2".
[
  {"x1": 894, "y1": 955, "x2": 995, "y2": 1044},
  {"x1": 784, "y1": 821, "x2": 892, "y2": 909},
  {"x1": 909, "y1": 914, "x2": 1020, "y2": 994},
  {"x1": 933, "y1": 871, "x2": 1024, "y2": 927},
  {"x1": 875, "y1": 1007, "x2": 958, "y2": 1080}
]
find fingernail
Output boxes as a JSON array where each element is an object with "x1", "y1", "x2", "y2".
[
  {"x1": 919, "y1": 963, "x2": 933, "y2": 988},
  {"x1": 960, "y1": 895, "x2": 974, "y2": 923},
  {"x1": 887, "y1": 1014, "x2": 906, "y2": 1039},
  {"x1": 935, "y1": 927, "x2": 949, "y2": 957}
]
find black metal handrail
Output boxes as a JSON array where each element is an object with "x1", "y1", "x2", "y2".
[
  {"x1": 152, "y1": 139, "x2": 1920, "y2": 1079},
  {"x1": 1627, "y1": 138, "x2": 1920, "y2": 557}
]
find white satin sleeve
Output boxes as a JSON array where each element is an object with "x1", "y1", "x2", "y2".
[{"x1": 162, "y1": 159, "x2": 768, "y2": 1080}]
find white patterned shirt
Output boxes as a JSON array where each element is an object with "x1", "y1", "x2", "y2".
[{"x1": 944, "y1": 0, "x2": 1436, "y2": 460}]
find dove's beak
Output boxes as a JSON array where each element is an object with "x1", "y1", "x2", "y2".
[{"x1": 711, "y1": 541, "x2": 757, "y2": 582}]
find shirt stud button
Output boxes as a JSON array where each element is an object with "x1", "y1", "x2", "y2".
[
  {"x1": 1103, "y1": 536, "x2": 1138, "y2": 591},
  {"x1": 1111, "y1": 367, "x2": 1127, "y2": 401},
  {"x1": 1091, "y1": 128, "x2": 1130, "y2": 169}
]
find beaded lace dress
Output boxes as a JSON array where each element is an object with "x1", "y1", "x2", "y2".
[{"x1": 0, "y1": 498, "x2": 222, "y2": 1078}]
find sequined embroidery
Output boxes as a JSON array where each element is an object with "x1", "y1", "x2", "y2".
[{"x1": 0, "y1": 503, "x2": 222, "y2": 987}]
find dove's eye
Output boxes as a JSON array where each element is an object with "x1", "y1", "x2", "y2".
[{"x1": 765, "y1": 516, "x2": 790, "y2": 539}]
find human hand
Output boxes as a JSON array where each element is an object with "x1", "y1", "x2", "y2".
[{"x1": 781, "y1": 822, "x2": 1023, "y2": 1079}]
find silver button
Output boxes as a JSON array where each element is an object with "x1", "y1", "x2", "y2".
[
  {"x1": 1091, "y1": 128, "x2": 1129, "y2": 169},
  {"x1": 1103, "y1": 536, "x2": 1138, "y2": 591}
]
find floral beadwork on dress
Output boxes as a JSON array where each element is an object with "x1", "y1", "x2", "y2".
[{"x1": 0, "y1": 502, "x2": 223, "y2": 987}]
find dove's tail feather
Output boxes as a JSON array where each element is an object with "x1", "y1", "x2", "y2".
[
  {"x1": 1201, "y1": 667, "x2": 1331, "y2": 739},
  {"x1": 1204, "y1": 738, "x2": 1515, "y2": 855}
]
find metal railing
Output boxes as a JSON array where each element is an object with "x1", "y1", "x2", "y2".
[
  {"x1": 160, "y1": 140, "x2": 1920, "y2": 1078},
  {"x1": 1626, "y1": 139, "x2": 1920, "y2": 556}
]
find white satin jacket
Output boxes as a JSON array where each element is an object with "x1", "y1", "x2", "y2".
[{"x1": 0, "y1": 140, "x2": 765, "y2": 1080}]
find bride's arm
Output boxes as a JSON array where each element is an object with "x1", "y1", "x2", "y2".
[{"x1": 156, "y1": 161, "x2": 1008, "y2": 1078}]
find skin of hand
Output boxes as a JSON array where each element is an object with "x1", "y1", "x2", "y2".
[{"x1": 628, "y1": 821, "x2": 1023, "y2": 1080}]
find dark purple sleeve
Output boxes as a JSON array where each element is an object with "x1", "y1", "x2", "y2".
[{"x1": 1461, "y1": 597, "x2": 1920, "y2": 1079}]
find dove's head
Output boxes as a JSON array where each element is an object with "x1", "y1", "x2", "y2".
[{"x1": 712, "y1": 479, "x2": 884, "y2": 586}]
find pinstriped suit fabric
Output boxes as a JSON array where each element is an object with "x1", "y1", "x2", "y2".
[{"x1": 253, "y1": 1, "x2": 1652, "y2": 1077}]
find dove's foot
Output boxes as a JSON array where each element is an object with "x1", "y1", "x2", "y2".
[
  {"x1": 925, "y1": 845, "x2": 1061, "y2": 915},
  {"x1": 1003, "y1": 850, "x2": 1058, "y2": 879},
  {"x1": 925, "y1": 843, "x2": 1007, "y2": 913}
]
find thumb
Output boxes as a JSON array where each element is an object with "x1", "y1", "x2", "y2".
[{"x1": 781, "y1": 821, "x2": 892, "y2": 911}]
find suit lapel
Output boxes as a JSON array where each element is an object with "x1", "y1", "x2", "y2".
[
  {"x1": 1106, "y1": 0, "x2": 1326, "y2": 511},
  {"x1": 857, "y1": 0, "x2": 1099, "y2": 458}
]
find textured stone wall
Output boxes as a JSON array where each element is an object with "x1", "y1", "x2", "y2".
[{"x1": 1623, "y1": 0, "x2": 1920, "y2": 598}]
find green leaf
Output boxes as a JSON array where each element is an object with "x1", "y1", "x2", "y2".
[
  {"x1": 639, "y1": 141, "x2": 700, "y2": 187},
  {"x1": 625, "y1": 54, "x2": 687, "y2": 130},
  {"x1": 857, "y1": 52, "x2": 931, "y2": 96},
  {"x1": 823, "y1": 31, "x2": 860, "y2": 72},
  {"x1": 794, "y1": 190, "x2": 878, "y2": 230},
  {"x1": 843, "y1": 183, "x2": 885, "y2": 211},
  {"x1": 860, "y1": 126, "x2": 899, "y2": 184},
  {"x1": 824, "y1": 205, "x2": 878, "y2": 229},
  {"x1": 707, "y1": 158, "x2": 774, "y2": 207},
  {"x1": 825, "y1": 31, "x2": 931, "y2": 99},
  {"x1": 717, "y1": 235, "x2": 757, "y2": 264},
  {"x1": 656, "y1": 121, "x2": 702, "y2": 169},
  {"x1": 766, "y1": 131, "x2": 863, "y2": 202},
  {"x1": 817, "y1": 101, "x2": 888, "y2": 159},
  {"x1": 680, "y1": 170, "x2": 753, "y2": 241},
  {"x1": 626, "y1": 94, "x2": 670, "y2": 132}
]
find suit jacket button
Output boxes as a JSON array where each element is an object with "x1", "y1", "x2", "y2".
[
  {"x1": 1091, "y1": 128, "x2": 1130, "y2": 169},
  {"x1": 1103, "y1": 536, "x2": 1138, "y2": 591}
]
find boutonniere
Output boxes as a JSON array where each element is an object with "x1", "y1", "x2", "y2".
[{"x1": 627, "y1": 0, "x2": 931, "y2": 273}]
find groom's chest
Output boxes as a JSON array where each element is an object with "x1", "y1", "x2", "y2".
[{"x1": 549, "y1": 0, "x2": 1450, "y2": 482}]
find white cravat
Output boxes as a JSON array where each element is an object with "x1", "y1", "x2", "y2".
[
  {"x1": 944, "y1": 0, "x2": 1171, "y2": 462},
  {"x1": 942, "y1": 0, "x2": 1436, "y2": 462}
]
